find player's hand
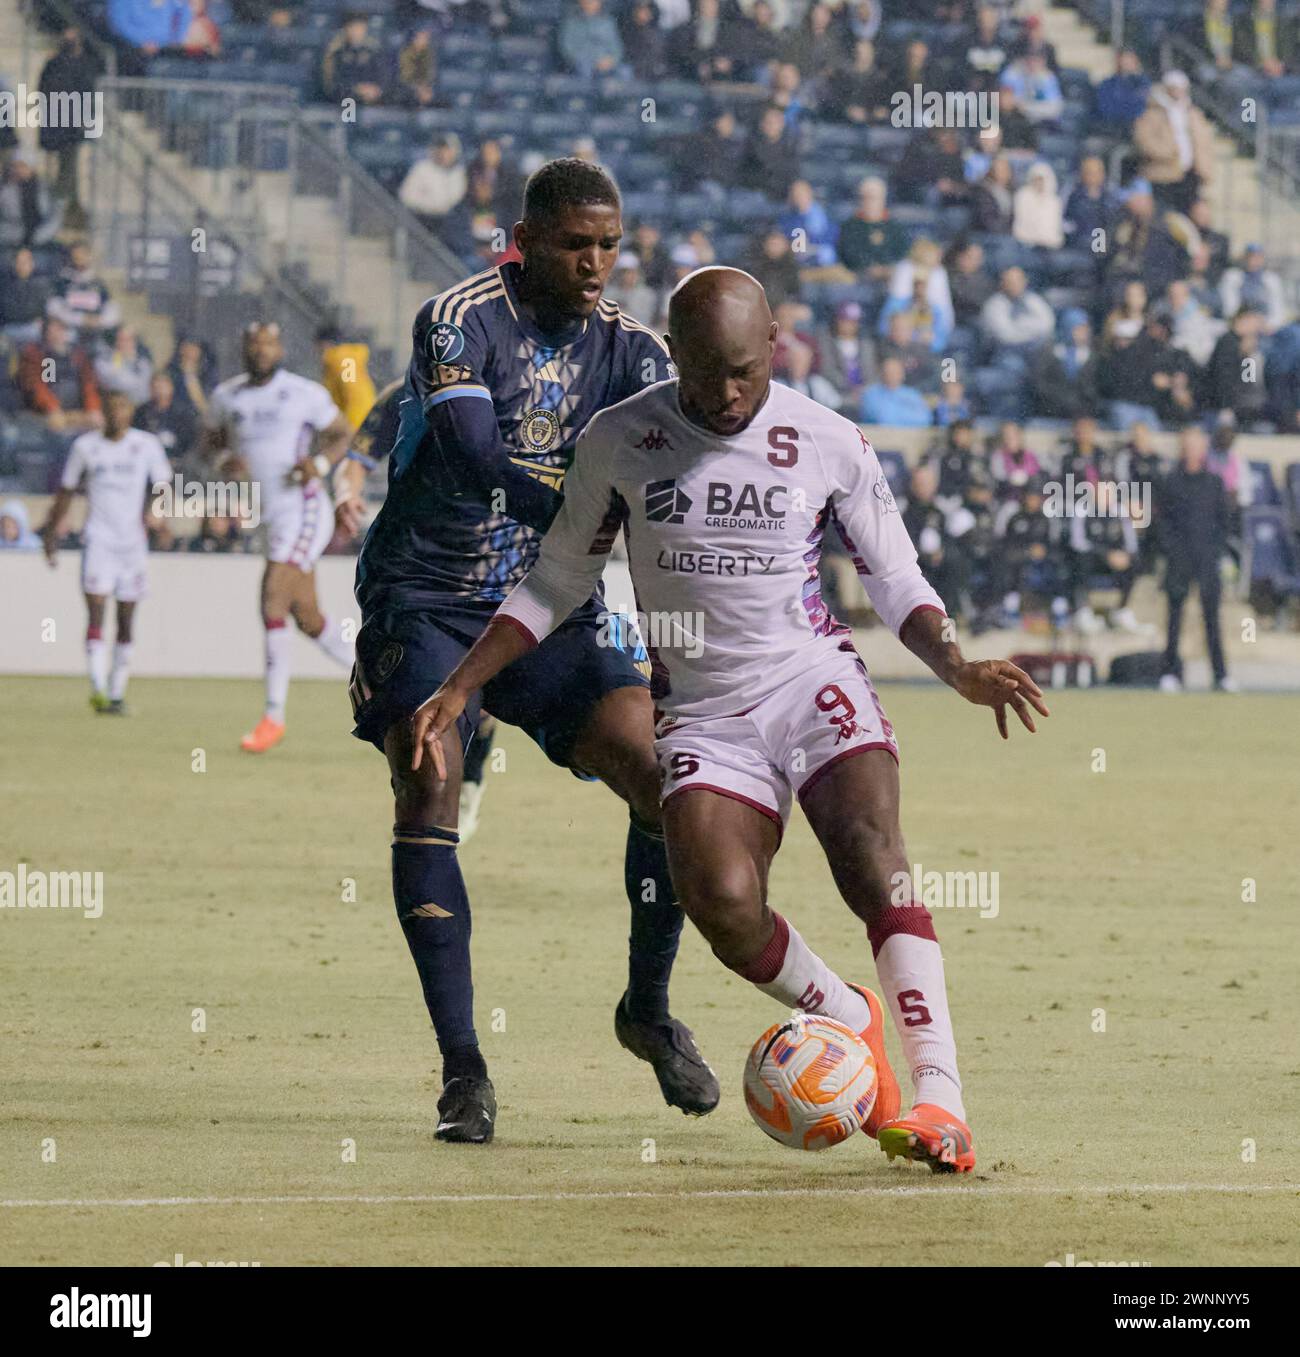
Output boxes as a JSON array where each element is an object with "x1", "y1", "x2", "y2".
[
  {"x1": 334, "y1": 496, "x2": 367, "y2": 539},
  {"x1": 952, "y1": 659, "x2": 1050, "y2": 740},
  {"x1": 410, "y1": 684, "x2": 469, "y2": 779}
]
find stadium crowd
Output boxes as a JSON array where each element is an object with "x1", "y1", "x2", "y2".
[{"x1": 4, "y1": 1, "x2": 1299, "y2": 642}]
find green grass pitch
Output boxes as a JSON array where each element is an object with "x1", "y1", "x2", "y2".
[{"x1": 1, "y1": 676, "x2": 1297, "y2": 1266}]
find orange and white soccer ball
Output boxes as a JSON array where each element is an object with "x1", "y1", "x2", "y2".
[{"x1": 743, "y1": 1014, "x2": 877, "y2": 1151}]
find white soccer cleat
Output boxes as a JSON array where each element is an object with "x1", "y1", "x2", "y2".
[
  {"x1": 1074, "y1": 605, "x2": 1103, "y2": 635},
  {"x1": 1109, "y1": 606, "x2": 1142, "y2": 633},
  {"x1": 1159, "y1": 674, "x2": 1183, "y2": 693}
]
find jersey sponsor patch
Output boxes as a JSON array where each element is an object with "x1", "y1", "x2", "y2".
[{"x1": 426, "y1": 320, "x2": 466, "y2": 364}]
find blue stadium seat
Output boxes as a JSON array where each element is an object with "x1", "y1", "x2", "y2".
[
  {"x1": 1244, "y1": 507, "x2": 1300, "y2": 598},
  {"x1": 1247, "y1": 460, "x2": 1282, "y2": 507}
]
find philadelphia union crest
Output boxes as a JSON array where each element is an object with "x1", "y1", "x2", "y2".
[{"x1": 520, "y1": 407, "x2": 561, "y2": 452}]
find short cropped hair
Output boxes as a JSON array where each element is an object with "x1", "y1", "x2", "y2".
[{"x1": 522, "y1": 157, "x2": 620, "y2": 226}]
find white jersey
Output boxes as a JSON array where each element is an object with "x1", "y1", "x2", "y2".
[
  {"x1": 206, "y1": 369, "x2": 341, "y2": 517},
  {"x1": 61, "y1": 428, "x2": 171, "y2": 552},
  {"x1": 498, "y1": 380, "x2": 945, "y2": 720}
]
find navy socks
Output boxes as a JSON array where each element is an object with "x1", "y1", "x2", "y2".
[{"x1": 624, "y1": 812, "x2": 684, "y2": 1022}]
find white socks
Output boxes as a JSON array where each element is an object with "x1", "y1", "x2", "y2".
[
  {"x1": 108, "y1": 643, "x2": 133, "y2": 701},
  {"x1": 312, "y1": 614, "x2": 354, "y2": 668},
  {"x1": 265, "y1": 621, "x2": 292, "y2": 723},
  {"x1": 86, "y1": 632, "x2": 109, "y2": 696},
  {"x1": 873, "y1": 932, "x2": 965, "y2": 1120},
  {"x1": 743, "y1": 912, "x2": 871, "y2": 1033}
]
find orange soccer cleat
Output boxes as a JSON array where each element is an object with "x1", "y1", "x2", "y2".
[
  {"x1": 878, "y1": 1103, "x2": 976, "y2": 1174},
  {"x1": 240, "y1": 716, "x2": 286, "y2": 753},
  {"x1": 847, "y1": 983, "x2": 900, "y2": 1139}
]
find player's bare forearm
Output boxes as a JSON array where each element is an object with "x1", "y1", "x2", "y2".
[
  {"x1": 40, "y1": 489, "x2": 74, "y2": 564},
  {"x1": 410, "y1": 617, "x2": 536, "y2": 776},
  {"x1": 900, "y1": 605, "x2": 1050, "y2": 740}
]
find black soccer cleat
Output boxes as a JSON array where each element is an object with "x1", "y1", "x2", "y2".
[
  {"x1": 614, "y1": 994, "x2": 720, "y2": 1117},
  {"x1": 435, "y1": 1076, "x2": 496, "y2": 1144},
  {"x1": 100, "y1": 699, "x2": 127, "y2": 716}
]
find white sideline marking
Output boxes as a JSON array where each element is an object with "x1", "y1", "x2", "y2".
[{"x1": 2, "y1": 1183, "x2": 1296, "y2": 1210}]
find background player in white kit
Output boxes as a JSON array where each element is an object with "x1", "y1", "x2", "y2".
[
  {"x1": 413, "y1": 268, "x2": 1050, "y2": 1173},
  {"x1": 41, "y1": 390, "x2": 171, "y2": 715},
  {"x1": 203, "y1": 322, "x2": 354, "y2": 752}
]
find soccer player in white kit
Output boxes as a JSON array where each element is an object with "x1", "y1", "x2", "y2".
[
  {"x1": 412, "y1": 269, "x2": 1051, "y2": 1172},
  {"x1": 203, "y1": 323, "x2": 354, "y2": 752},
  {"x1": 41, "y1": 390, "x2": 172, "y2": 714}
]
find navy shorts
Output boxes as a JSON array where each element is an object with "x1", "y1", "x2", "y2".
[{"x1": 349, "y1": 598, "x2": 651, "y2": 772}]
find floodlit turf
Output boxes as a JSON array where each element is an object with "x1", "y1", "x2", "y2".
[{"x1": 2, "y1": 676, "x2": 1297, "y2": 1267}]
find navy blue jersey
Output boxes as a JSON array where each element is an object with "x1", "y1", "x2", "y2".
[{"x1": 355, "y1": 261, "x2": 673, "y2": 627}]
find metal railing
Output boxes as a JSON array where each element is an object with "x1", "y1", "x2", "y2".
[{"x1": 98, "y1": 76, "x2": 463, "y2": 362}]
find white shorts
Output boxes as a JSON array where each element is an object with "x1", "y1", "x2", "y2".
[
  {"x1": 264, "y1": 484, "x2": 334, "y2": 570},
  {"x1": 81, "y1": 541, "x2": 149, "y2": 603},
  {"x1": 656, "y1": 640, "x2": 898, "y2": 835}
]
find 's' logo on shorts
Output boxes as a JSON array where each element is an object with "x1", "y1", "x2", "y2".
[{"x1": 644, "y1": 478, "x2": 692, "y2": 524}]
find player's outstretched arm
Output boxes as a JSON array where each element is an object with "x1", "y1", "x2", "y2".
[
  {"x1": 900, "y1": 606, "x2": 1050, "y2": 740},
  {"x1": 40, "y1": 487, "x2": 75, "y2": 566}
]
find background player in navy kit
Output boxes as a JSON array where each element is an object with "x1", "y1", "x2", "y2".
[{"x1": 351, "y1": 160, "x2": 719, "y2": 1142}]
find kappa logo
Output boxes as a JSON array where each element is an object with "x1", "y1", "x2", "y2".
[
  {"x1": 644, "y1": 477, "x2": 693, "y2": 524},
  {"x1": 635, "y1": 428, "x2": 674, "y2": 451},
  {"x1": 873, "y1": 476, "x2": 898, "y2": 514}
]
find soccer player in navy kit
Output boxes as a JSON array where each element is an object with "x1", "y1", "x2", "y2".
[{"x1": 350, "y1": 160, "x2": 719, "y2": 1142}]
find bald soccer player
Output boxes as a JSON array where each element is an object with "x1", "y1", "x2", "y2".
[{"x1": 410, "y1": 268, "x2": 1049, "y2": 1172}]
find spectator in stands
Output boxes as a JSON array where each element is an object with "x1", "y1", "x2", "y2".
[
  {"x1": 789, "y1": 3, "x2": 842, "y2": 83},
  {"x1": 768, "y1": 63, "x2": 808, "y2": 131},
  {"x1": 860, "y1": 357, "x2": 931, "y2": 427},
  {"x1": 1108, "y1": 181, "x2": 1197, "y2": 299},
  {"x1": 904, "y1": 463, "x2": 965, "y2": 615},
  {"x1": 999, "y1": 50, "x2": 1063, "y2": 126},
  {"x1": 1266, "y1": 316, "x2": 1300, "y2": 430},
  {"x1": 964, "y1": 6, "x2": 1010, "y2": 94},
  {"x1": 739, "y1": 105, "x2": 800, "y2": 198},
  {"x1": 783, "y1": 339, "x2": 840, "y2": 408},
  {"x1": 134, "y1": 371, "x2": 197, "y2": 461},
  {"x1": 887, "y1": 37, "x2": 939, "y2": 94},
  {"x1": 1062, "y1": 154, "x2": 1121, "y2": 251},
  {"x1": 1207, "y1": 416, "x2": 1253, "y2": 508},
  {"x1": 826, "y1": 40, "x2": 890, "y2": 125},
  {"x1": 1156, "y1": 426, "x2": 1233, "y2": 691},
  {"x1": 888, "y1": 238, "x2": 954, "y2": 328},
  {"x1": 399, "y1": 134, "x2": 468, "y2": 229},
  {"x1": 1188, "y1": 199, "x2": 1230, "y2": 282},
  {"x1": 932, "y1": 418, "x2": 987, "y2": 502},
  {"x1": 1164, "y1": 277, "x2": 1225, "y2": 366},
  {"x1": 18, "y1": 316, "x2": 102, "y2": 432},
  {"x1": 1030, "y1": 307, "x2": 1100, "y2": 420},
  {"x1": 894, "y1": 127, "x2": 968, "y2": 207},
  {"x1": 1205, "y1": 306, "x2": 1270, "y2": 425},
  {"x1": 631, "y1": 222, "x2": 671, "y2": 291},
  {"x1": 1206, "y1": 0, "x2": 1235, "y2": 72},
  {"x1": 934, "y1": 378, "x2": 971, "y2": 426},
  {"x1": 1012, "y1": 13, "x2": 1059, "y2": 68},
  {"x1": 1069, "y1": 479, "x2": 1142, "y2": 633},
  {"x1": 731, "y1": 2, "x2": 788, "y2": 81},
  {"x1": 1099, "y1": 299, "x2": 1170, "y2": 430},
  {"x1": 970, "y1": 154, "x2": 1014, "y2": 233},
  {"x1": 107, "y1": 0, "x2": 189, "y2": 54},
  {"x1": 1241, "y1": 0, "x2": 1298, "y2": 77},
  {"x1": 992, "y1": 84, "x2": 1040, "y2": 157},
  {"x1": 623, "y1": 2, "x2": 669, "y2": 81},
  {"x1": 560, "y1": 0, "x2": 627, "y2": 79},
  {"x1": 47, "y1": 242, "x2": 121, "y2": 341},
  {"x1": 1220, "y1": 245, "x2": 1288, "y2": 334},
  {"x1": 95, "y1": 325, "x2": 153, "y2": 405},
  {"x1": 778, "y1": 180, "x2": 838, "y2": 267},
  {"x1": 1103, "y1": 280, "x2": 1149, "y2": 347},
  {"x1": 166, "y1": 335, "x2": 215, "y2": 419},
  {"x1": 846, "y1": 0, "x2": 881, "y2": 42},
  {"x1": 999, "y1": 476, "x2": 1070, "y2": 629},
  {"x1": 1145, "y1": 310, "x2": 1200, "y2": 429},
  {"x1": 772, "y1": 300, "x2": 820, "y2": 377},
  {"x1": 945, "y1": 239, "x2": 996, "y2": 325},
  {"x1": 321, "y1": 11, "x2": 388, "y2": 107},
  {"x1": 817, "y1": 301, "x2": 875, "y2": 412},
  {"x1": 398, "y1": 26, "x2": 437, "y2": 106},
  {"x1": 37, "y1": 27, "x2": 99, "y2": 230},
  {"x1": 0, "y1": 500, "x2": 41, "y2": 551},
  {"x1": 1013, "y1": 161, "x2": 1064, "y2": 249},
  {"x1": 1118, "y1": 419, "x2": 1166, "y2": 489},
  {"x1": 980, "y1": 266, "x2": 1055, "y2": 354},
  {"x1": 1094, "y1": 48, "x2": 1150, "y2": 134},
  {"x1": 0, "y1": 248, "x2": 51, "y2": 344},
  {"x1": 0, "y1": 150, "x2": 63, "y2": 251},
  {"x1": 606, "y1": 253, "x2": 657, "y2": 322},
  {"x1": 181, "y1": 0, "x2": 221, "y2": 56},
  {"x1": 1133, "y1": 70, "x2": 1215, "y2": 214},
  {"x1": 234, "y1": 0, "x2": 299, "y2": 22},
  {"x1": 675, "y1": 107, "x2": 745, "y2": 197},
  {"x1": 668, "y1": 0, "x2": 740, "y2": 83},
  {"x1": 667, "y1": 241, "x2": 701, "y2": 292},
  {"x1": 466, "y1": 139, "x2": 523, "y2": 222},
  {"x1": 988, "y1": 422, "x2": 1042, "y2": 500},
  {"x1": 835, "y1": 177, "x2": 907, "y2": 279},
  {"x1": 1060, "y1": 415, "x2": 1119, "y2": 487},
  {"x1": 878, "y1": 311, "x2": 939, "y2": 391}
]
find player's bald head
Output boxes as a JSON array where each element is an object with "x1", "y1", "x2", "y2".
[{"x1": 666, "y1": 268, "x2": 777, "y2": 437}]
